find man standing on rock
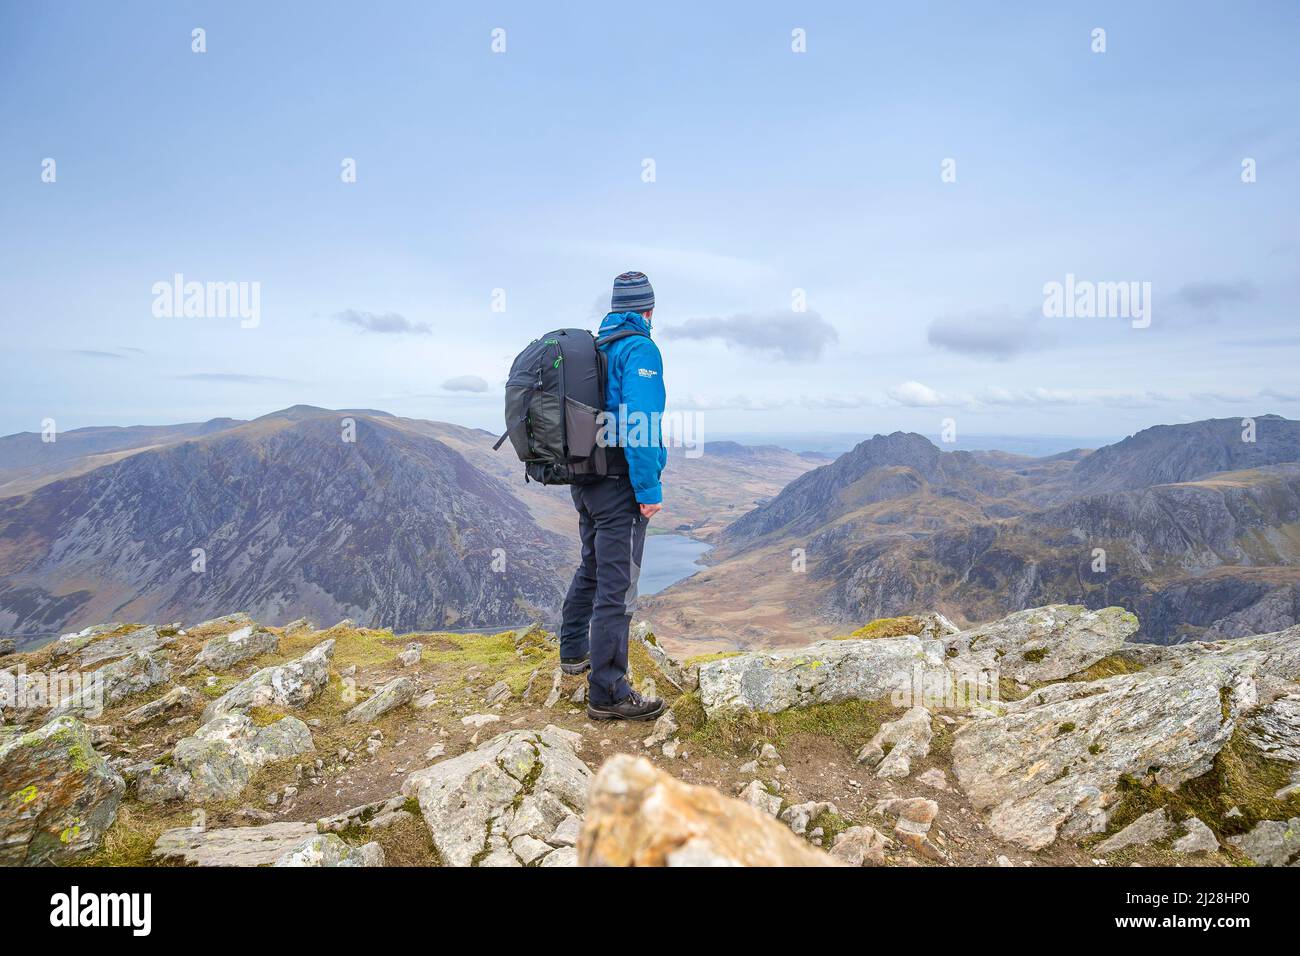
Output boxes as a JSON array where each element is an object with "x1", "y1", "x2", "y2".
[{"x1": 559, "y1": 271, "x2": 667, "y2": 722}]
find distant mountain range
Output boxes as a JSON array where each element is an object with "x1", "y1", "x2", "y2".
[
  {"x1": 642, "y1": 414, "x2": 1300, "y2": 650},
  {"x1": 0, "y1": 406, "x2": 814, "y2": 638},
  {"x1": 8, "y1": 407, "x2": 1298, "y2": 653}
]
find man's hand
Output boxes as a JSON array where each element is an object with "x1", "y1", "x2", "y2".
[{"x1": 640, "y1": 503, "x2": 662, "y2": 519}]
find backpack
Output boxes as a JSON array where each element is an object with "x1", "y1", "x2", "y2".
[{"x1": 494, "y1": 327, "x2": 646, "y2": 485}]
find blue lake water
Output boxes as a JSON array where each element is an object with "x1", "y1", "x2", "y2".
[{"x1": 640, "y1": 533, "x2": 711, "y2": 596}]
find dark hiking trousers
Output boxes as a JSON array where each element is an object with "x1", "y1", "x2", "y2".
[{"x1": 558, "y1": 475, "x2": 647, "y2": 707}]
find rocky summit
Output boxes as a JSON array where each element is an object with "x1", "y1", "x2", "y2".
[{"x1": 1, "y1": 604, "x2": 1298, "y2": 867}]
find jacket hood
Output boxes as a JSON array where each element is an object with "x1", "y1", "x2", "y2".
[{"x1": 598, "y1": 310, "x2": 653, "y2": 338}]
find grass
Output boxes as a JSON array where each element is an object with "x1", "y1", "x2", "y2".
[
  {"x1": 674, "y1": 692, "x2": 895, "y2": 757},
  {"x1": 841, "y1": 616, "x2": 926, "y2": 640},
  {"x1": 71, "y1": 804, "x2": 189, "y2": 868},
  {"x1": 627, "y1": 637, "x2": 683, "y2": 704},
  {"x1": 683, "y1": 651, "x2": 742, "y2": 667},
  {"x1": 1065, "y1": 654, "x2": 1146, "y2": 682},
  {"x1": 423, "y1": 627, "x2": 556, "y2": 697}
]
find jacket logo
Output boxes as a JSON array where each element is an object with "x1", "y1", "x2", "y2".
[{"x1": 637, "y1": 368, "x2": 658, "y2": 378}]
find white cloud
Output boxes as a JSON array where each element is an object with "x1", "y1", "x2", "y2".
[
  {"x1": 442, "y1": 375, "x2": 490, "y2": 393},
  {"x1": 661, "y1": 311, "x2": 838, "y2": 362},
  {"x1": 927, "y1": 308, "x2": 1056, "y2": 360},
  {"x1": 887, "y1": 381, "x2": 950, "y2": 407},
  {"x1": 335, "y1": 309, "x2": 432, "y2": 335}
]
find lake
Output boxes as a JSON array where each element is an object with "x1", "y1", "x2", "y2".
[{"x1": 640, "y1": 533, "x2": 711, "y2": 596}]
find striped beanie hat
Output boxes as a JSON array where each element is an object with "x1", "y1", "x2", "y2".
[{"x1": 611, "y1": 271, "x2": 655, "y2": 314}]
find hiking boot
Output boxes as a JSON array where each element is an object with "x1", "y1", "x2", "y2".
[
  {"x1": 560, "y1": 656, "x2": 591, "y2": 675},
  {"x1": 587, "y1": 689, "x2": 665, "y2": 722}
]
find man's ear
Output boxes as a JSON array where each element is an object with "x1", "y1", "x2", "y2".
[{"x1": 642, "y1": 309, "x2": 654, "y2": 323}]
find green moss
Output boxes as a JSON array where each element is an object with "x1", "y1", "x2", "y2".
[
  {"x1": 843, "y1": 616, "x2": 925, "y2": 640},
  {"x1": 809, "y1": 809, "x2": 853, "y2": 846},
  {"x1": 1089, "y1": 743, "x2": 1103, "y2": 755},
  {"x1": 668, "y1": 692, "x2": 707, "y2": 736},
  {"x1": 248, "y1": 706, "x2": 286, "y2": 727},
  {"x1": 1098, "y1": 729, "x2": 1300, "y2": 852},
  {"x1": 1067, "y1": 654, "x2": 1145, "y2": 682},
  {"x1": 682, "y1": 651, "x2": 742, "y2": 667},
  {"x1": 1056, "y1": 722, "x2": 1077, "y2": 736},
  {"x1": 626, "y1": 638, "x2": 682, "y2": 704},
  {"x1": 1022, "y1": 648, "x2": 1048, "y2": 663},
  {"x1": 685, "y1": 698, "x2": 894, "y2": 756},
  {"x1": 424, "y1": 629, "x2": 557, "y2": 696}
]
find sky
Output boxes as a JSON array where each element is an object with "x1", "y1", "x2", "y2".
[{"x1": 1, "y1": 1, "x2": 1297, "y2": 446}]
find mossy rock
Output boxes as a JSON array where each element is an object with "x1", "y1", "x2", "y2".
[{"x1": 843, "y1": 616, "x2": 926, "y2": 640}]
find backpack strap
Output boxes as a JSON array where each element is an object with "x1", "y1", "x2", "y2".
[{"x1": 594, "y1": 328, "x2": 648, "y2": 349}]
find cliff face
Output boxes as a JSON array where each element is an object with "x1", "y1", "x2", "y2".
[{"x1": 0, "y1": 409, "x2": 569, "y2": 635}]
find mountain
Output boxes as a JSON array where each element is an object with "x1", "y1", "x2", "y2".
[
  {"x1": 0, "y1": 408, "x2": 568, "y2": 635},
  {"x1": 642, "y1": 415, "x2": 1300, "y2": 651},
  {"x1": 1064, "y1": 414, "x2": 1300, "y2": 496},
  {"x1": 0, "y1": 407, "x2": 817, "y2": 638}
]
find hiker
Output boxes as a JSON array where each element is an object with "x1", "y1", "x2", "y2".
[{"x1": 561, "y1": 271, "x2": 667, "y2": 721}]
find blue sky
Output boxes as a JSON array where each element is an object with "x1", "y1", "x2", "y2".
[{"x1": 1, "y1": 1, "x2": 1297, "y2": 443}]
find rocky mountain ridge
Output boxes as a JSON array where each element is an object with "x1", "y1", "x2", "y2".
[{"x1": 2, "y1": 603, "x2": 1297, "y2": 867}]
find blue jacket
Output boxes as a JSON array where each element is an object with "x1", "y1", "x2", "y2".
[{"x1": 598, "y1": 311, "x2": 667, "y2": 504}]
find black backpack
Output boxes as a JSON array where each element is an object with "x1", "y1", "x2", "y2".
[{"x1": 494, "y1": 327, "x2": 646, "y2": 485}]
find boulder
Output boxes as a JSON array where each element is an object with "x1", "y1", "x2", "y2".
[
  {"x1": 0, "y1": 716, "x2": 125, "y2": 864},
  {"x1": 191, "y1": 626, "x2": 279, "y2": 673},
  {"x1": 146, "y1": 713, "x2": 314, "y2": 803},
  {"x1": 73, "y1": 625, "x2": 175, "y2": 667},
  {"x1": 154, "y1": 821, "x2": 315, "y2": 866},
  {"x1": 318, "y1": 795, "x2": 408, "y2": 833},
  {"x1": 49, "y1": 623, "x2": 123, "y2": 660},
  {"x1": 345, "y1": 676, "x2": 416, "y2": 723},
  {"x1": 1095, "y1": 808, "x2": 1172, "y2": 855},
  {"x1": 1244, "y1": 694, "x2": 1300, "y2": 763},
  {"x1": 856, "y1": 706, "x2": 932, "y2": 778},
  {"x1": 402, "y1": 727, "x2": 591, "y2": 867},
  {"x1": 202, "y1": 639, "x2": 334, "y2": 722},
  {"x1": 1228, "y1": 817, "x2": 1299, "y2": 866},
  {"x1": 943, "y1": 605, "x2": 1138, "y2": 683},
  {"x1": 952, "y1": 657, "x2": 1246, "y2": 850},
  {"x1": 696, "y1": 604, "x2": 1138, "y2": 716},
  {"x1": 875, "y1": 797, "x2": 941, "y2": 858},
  {"x1": 578, "y1": 754, "x2": 838, "y2": 866},
  {"x1": 51, "y1": 652, "x2": 173, "y2": 719},
  {"x1": 698, "y1": 635, "x2": 950, "y2": 715},
  {"x1": 780, "y1": 800, "x2": 838, "y2": 836},
  {"x1": 123, "y1": 686, "x2": 196, "y2": 728},
  {"x1": 272, "y1": 834, "x2": 385, "y2": 867},
  {"x1": 1172, "y1": 817, "x2": 1220, "y2": 855},
  {"x1": 829, "y1": 825, "x2": 892, "y2": 866},
  {"x1": 738, "y1": 780, "x2": 782, "y2": 817},
  {"x1": 193, "y1": 613, "x2": 254, "y2": 632},
  {"x1": 0, "y1": 638, "x2": 16, "y2": 657}
]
